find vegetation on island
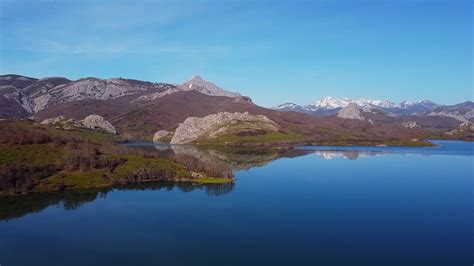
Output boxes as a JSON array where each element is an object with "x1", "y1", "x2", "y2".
[
  {"x1": 0, "y1": 120, "x2": 233, "y2": 196},
  {"x1": 191, "y1": 125, "x2": 434, "y2": 148}
]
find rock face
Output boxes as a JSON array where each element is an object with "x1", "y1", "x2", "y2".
[
  {"x1": 444, "y1": 121, "x2": 474, "y2": 135},
  {"x1": 337, "y1": 103, "x2": 364, "y2": 120},
  {"x1": 31, "y1": 78, "x2": 151, "y2": 112},
  {"x1": 40, "y1": 115, "x2": 83, "y2": 130},
  {"x1": 460, "y1": 121, "x2": 474, "y2": 131},
  {"x1": 179, "y1": 75, "x2": 241, "y2": 98},
  {"x1": 40, "y1": 114, "x2": 117, "y2": 134},
  {"x1": 401, "y1": 121, "x2": 420, "y2": 129},
  {"x1": 428, "y1": 101, "x2": 474, "y2": 122},
  {"x1": 153, "y1": 130, "x2": 171, "y2": 142},
  {"x1": 40, "y1": 115, "x2": 67, "y2": 125},
  {"x1": 0, "y1": 74, "x2": 248, "y2": 117},
  {"x1": 81, "y1": 115, "x2": 117, "y2": 134},
  {"x1": 170, "y1": 112, "x2": 278, "y2": 144}
]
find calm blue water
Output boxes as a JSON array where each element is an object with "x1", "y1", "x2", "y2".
[{"x1": 0, "y1": 141, "x2": 472, "y2": 265}]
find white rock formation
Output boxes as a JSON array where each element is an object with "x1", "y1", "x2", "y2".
[
  {"x1": 170, "y1": 112, "x2": 278, "y2": 144},
  {"x1": 444, "y1": 121, "x2": 474, "y2": 135},
  {"x1": 459, "y1": 121, "x2": 474, "y2": 131},
  {"x1": 337, "y1": 103, "x2": 364, "y2": 120},
  {"x1": 153, "y1": 130, "x2": 171, "y2": 142},
  {"x1": 3, "y1": 88, "x2": 34, "y2": 113},
  {"x1": 40, "y1": 115, "x2": 83, "y2": 130},
  {"x1": 40, "y1": 115, "x2": 67, "y2": 125},
  {"x1": 31, "y1": 78, "x2": 149, "y2": 112},
  {"x1": 401, "y1": 121, "x2": 420, "y2": 129},
  {"x1": 428, "y1": 111, "x2": 468, "y2": 122},
  {"x1": 179, "y1": 75, "x2": 241, "y2": 98},
  {"x1": 134, "y1": 76, "x2": 245, "y2": 102},
  {"x1": 81, "y1": 115, "x2": 117, "y2": 134}
]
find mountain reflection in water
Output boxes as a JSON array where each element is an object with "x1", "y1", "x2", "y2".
[
  {"x1": 126, "y1": 141, "x2": 472, "y2": 172},
  {"x1": 2, "y1": 140, "x2": 470, "y2": 222}
]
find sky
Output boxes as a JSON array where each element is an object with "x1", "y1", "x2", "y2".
[{"x1": 0, "y1": 0, "x2": 472, "y2": 107}]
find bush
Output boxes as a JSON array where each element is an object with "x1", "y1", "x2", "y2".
[
  {"x1": 126, "y1": 167, "x2": 176, "y2": 182},
  {"x1": 0, "y1": 165, "x2": 57, "y2": 194},
  {"x1": 0, "y1": 123, "x2": 52, "y2": 145}
]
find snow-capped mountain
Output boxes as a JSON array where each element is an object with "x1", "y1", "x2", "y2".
[
  {"x1": 273, "y1": 97, "x2": 441, "y2": 116},
  {"x1": 272, "y1": 103, "x2": 313, "y2": 114},
  {"x1": 309, "y1": 96, "x2": 397, "y2": 110}
]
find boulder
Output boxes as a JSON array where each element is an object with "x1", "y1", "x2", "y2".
[
  {"x1": 40, "y1": 115, "x2": 67, "y2": 125},
  {"x1": 170, "y1": 112, "x2": 278, "y2": 144},
  {"x1": 401, "y1": 121, "x2": 420, "y2": 129},
  {"x1": 153, "y1": 130, "x2": 171, "y2": 142},
  {"x1": 81, "y1": 115, "x2": 117, "y2": 134},
  {"x1": 40, "y1": 115, "x2": 81, "y2": 130}
]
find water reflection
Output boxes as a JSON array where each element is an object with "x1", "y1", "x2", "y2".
[
  {"x1": 313, "y1": 150, "x2": 385, "y2": 160},
  {"x1": 2, "y1": 141, "x2": 470, "y2": 221},
  {"x1": 170, "y1": 145, "x2": 308, "y2": 171},
  {"x1": 125, "y1": 141, "x2": 473, "y2": 173},
  {"x1": 0, "y1": 182, "x2": 235, "y2": 221}
]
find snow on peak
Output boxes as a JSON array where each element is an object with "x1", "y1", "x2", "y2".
[
  {"x1": 274, "y1": 103, "x2": 300, "y2": 109},
  {"x1": 308, "y1": 96, "x2": 397, "y2": 110}
]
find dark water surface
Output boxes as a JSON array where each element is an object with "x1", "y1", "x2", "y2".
[{"x1": 0, "y1": 141, "x2": 472, "y2": 266}]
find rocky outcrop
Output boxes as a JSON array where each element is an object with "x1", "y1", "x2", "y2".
[
  {"x1": 40, "y1": 115, "x2": 67, "y2": 125},
  {"x1": 428, "y1": 101, "x2": 474, "y2": 122},
  {"x1": 81, "y1": 115, "x2": 117, "y2": 134},
  {"x1": 401, "y1": 121, "x2": 420, "y2": 129},
  {"x1": 460, "y1": 121, "x2": 474, "y2": 131},
  {"x1": 179, "y1": 75, "x2": 241, "y2": 98},
  {"x1": 2, "y1": 88, "x2": 34, "y2": 113},
  {"x1": 337, "y1": 103, "x2": 364, "y2": 120},
  {"x1": 40, "y1": 114, "x2": 117, "y2": 134},
  {"x1": 444, "y1": 121, "x2": 474, "y2": 135},
  {"x1": 40, "y1": 115, "x2": 87, "y2": 131},
  {"x1": 170, "y1": 112, "x2": 278, "y2": 144},
  {"x1": 31, "y1": 78, "x2": 151, "y2": 112},
  {"x1": 136, "y1": 75, "x2": 244, "y2": 102},
  {"x1": 153, "y1": 130, "x2": 171, "y2": 142}
]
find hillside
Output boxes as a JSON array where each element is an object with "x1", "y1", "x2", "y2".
[{"x1": 1, "y1": 74, "x2": 472, "y2": 145}]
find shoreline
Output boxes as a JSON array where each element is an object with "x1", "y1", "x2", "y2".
[{"x1": 0, "y1": 176, "x2": 235, "y2": 197}]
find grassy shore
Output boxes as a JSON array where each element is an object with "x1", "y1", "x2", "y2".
[
  {"x1": 0, "y1": 121, "x2": 232, "y2": 196},
  {"x1": 193, "y1": 129, "x2": 434, "y2": 148}
]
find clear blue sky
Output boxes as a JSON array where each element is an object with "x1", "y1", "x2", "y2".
[{"x1": 1, "y1": 0, "x2": 472, "y2": 106}]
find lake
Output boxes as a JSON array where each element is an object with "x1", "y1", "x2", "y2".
[{"x1": 0, "y1": 140, "x2": 472, "y2": 266}]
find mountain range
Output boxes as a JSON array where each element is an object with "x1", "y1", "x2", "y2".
[
  {"x1": 0, "y1": 73, "x2": 472, "y2": 142},
  {"x1": 273, "y1": 97, "x2": 447, "y2": 116}
]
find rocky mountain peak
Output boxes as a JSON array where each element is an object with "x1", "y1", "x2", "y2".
[
  {"x1": 189, "y1": 75, "x2": 204, "y2": 82},
  {"x1": 337, "y1": 103, "x2": 364, "y2": 120},
  {"x1": 180, "y1": 75, "x2": 241, "y2": 98}
]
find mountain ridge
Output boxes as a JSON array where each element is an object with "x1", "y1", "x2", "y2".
[
  {"x1": 0, "y1": 74, "x2": 243, "y2": 117},
  {"x1": 1, "y1": 73, "x2": 472, "y2": 143},
  {"x1": 273, "y1": 96, "x2": 447, "y2": 116}
]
